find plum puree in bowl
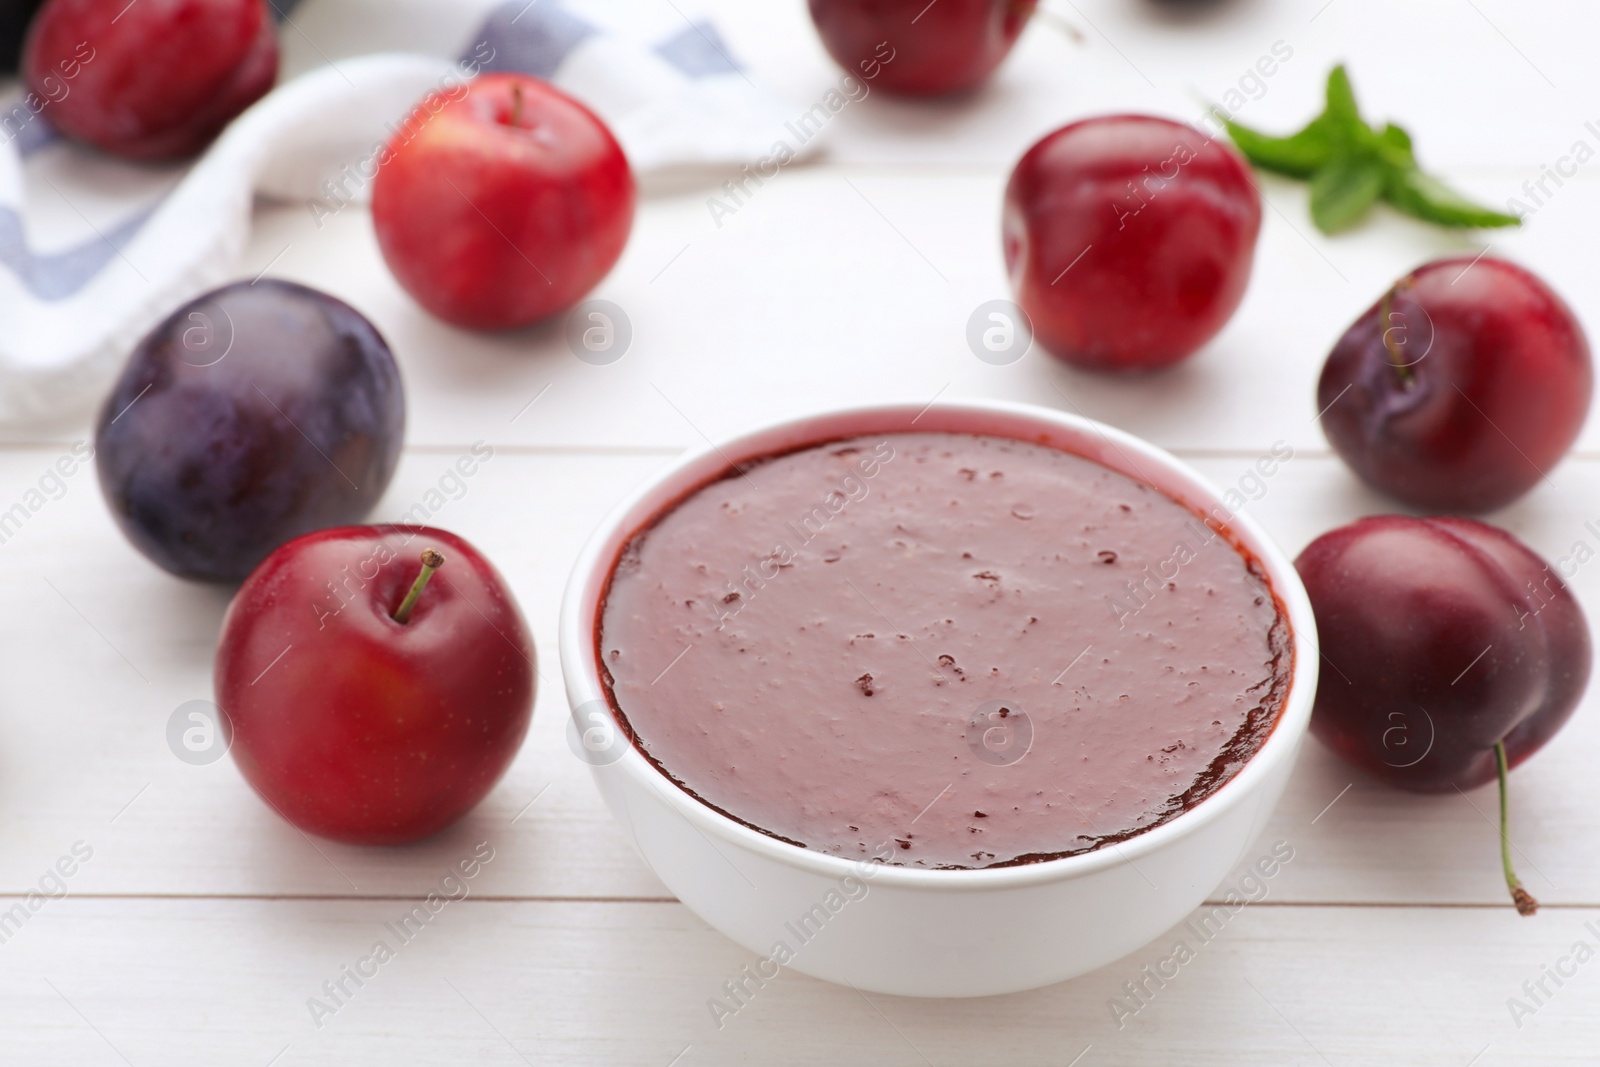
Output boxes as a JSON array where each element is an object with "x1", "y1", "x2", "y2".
[{"x1": 596, "y1": 430, "x2": 1292, "y2": 869}]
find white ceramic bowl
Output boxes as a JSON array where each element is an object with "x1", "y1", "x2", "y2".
[{"x1": 559, "y1": 399, "x2": 1317, "y2": 997}]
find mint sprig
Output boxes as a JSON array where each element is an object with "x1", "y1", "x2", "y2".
[{"x1": 1222, "y1": 66, "x2": 1519, "y2": 234}]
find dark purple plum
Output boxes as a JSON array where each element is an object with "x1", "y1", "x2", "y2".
[
  {"x1": 95, "y1": 279, "x2": 405, "y2": 582},
  {"x1": 1317, "y1": 256, "x2": 1591, "y2": 513},
  {"x1": 1296, "y1": 515, "x2": 1591, "y2": 913}
]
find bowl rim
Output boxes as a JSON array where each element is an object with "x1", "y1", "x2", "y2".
[{"x1": 558, "y1": 397, "x2": 1318, "y2": 892}]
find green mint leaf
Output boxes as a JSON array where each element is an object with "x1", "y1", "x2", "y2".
[
  {"x1": 1221, "y1": 64, "x2": 1370, "y2": 178},
  {"x1": 1310, "y1": 154, "x2": 1386, "y2": 233},
  {"x1": 1376, "y1": 123, "x2": 1414, "y2": 163},
  {"x1": 1222, "y1": 115, "x2": 1340, "y2": 179},
  {"x1": 1222, "y1": 65, "x2": 1521, "y2": 235},
  {"x1": 1323, "y1": 65, "x2": 1363, "y2": 132},
  {"x1": 1382, "y1": 168, "x2": 1522, "y2": 229}
]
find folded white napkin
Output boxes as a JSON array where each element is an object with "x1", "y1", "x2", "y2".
[{"x1": 0, "y1": 0, "x2": 817, "y2": 422}]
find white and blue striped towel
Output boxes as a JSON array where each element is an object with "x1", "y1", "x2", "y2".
[{"x1": 0, "y1": 0, "x2": 818, "y2": 422}]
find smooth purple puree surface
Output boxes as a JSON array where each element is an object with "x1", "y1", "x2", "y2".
[{"x1": 598, "y1": 432, "x2": 1291, "y2": 868}]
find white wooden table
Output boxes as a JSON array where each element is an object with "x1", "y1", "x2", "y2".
[{"x1": 5, "y1": 1, "x2": 1599, "y2": 1061}]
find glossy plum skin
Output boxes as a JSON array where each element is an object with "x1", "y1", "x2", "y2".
[
  {"x1": 216, "y1": 525, "x2": 536, "y2": 845},
  {"x1": 1003, "y1": 115, "x2": 1262, "y2": 371},
  {"x1": 1296, "y1": 516, "x2": 1590, "y2": 793},
  {"x1": 807, "y1": 0, "x2": 1037, "y2": 96},
  {"x1": 95, "y1": 279, "x2": 404, "y2": 582},
  {"x1": 372, "y1": 72, "x2": 635, "y2": 331},
  {"x1": 1318, "y1": 257, "x2": 1592, "y2": 513},
  {"x1": 24, "y1": 0, "x2": 277, "y2": 160}
]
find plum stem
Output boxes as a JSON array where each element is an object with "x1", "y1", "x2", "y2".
[
  {"x1": 1497, "y1": 740, "x2": 1538, "y2": 916},
  {"x1": 1378, "y1": 283, "x2": 1415, "y2": 387},
  {"x1": 393, "y1": 549, "x2": 445, "y2": 624}
]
